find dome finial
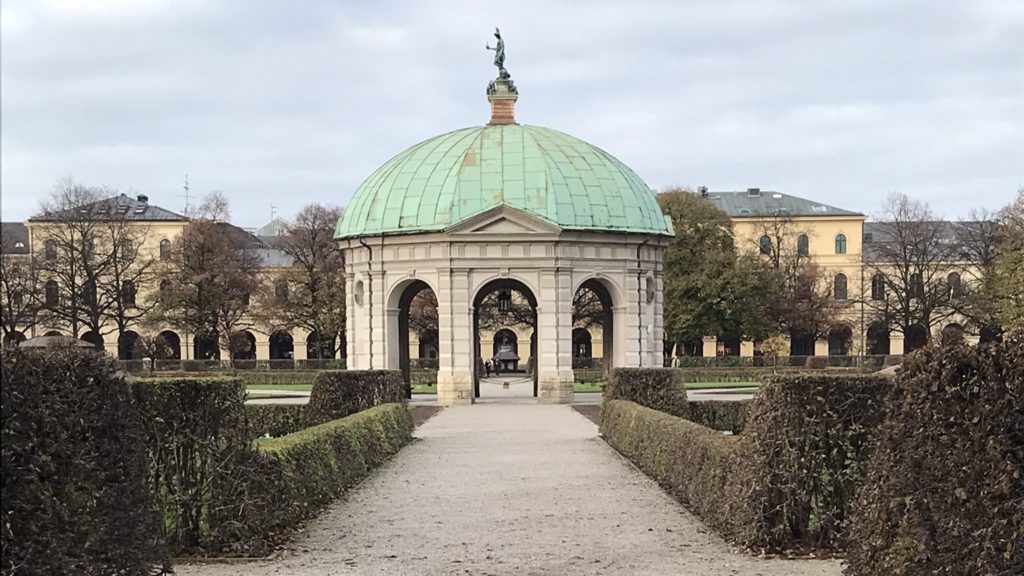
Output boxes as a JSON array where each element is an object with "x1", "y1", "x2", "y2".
[{"x1": 485, "y1": 27, "x2": 518, "y2": 125}]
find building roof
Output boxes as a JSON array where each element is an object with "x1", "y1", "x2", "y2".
[
  {"x1": 215, "y1": 222, "x2": 294, "y2": 268},
  {"x1": 0, "y1": 222, "x2": 30, "y2": 254},
  {"x1": 29, "y1": 193, "x2": 188, "y2": 223},
  {"x1": 862, "y1": 220, "x2": 986, "y2": 262},
  {"x1": 703, "y1": 189, "x2": 862, "y2": 218},
  {"x1": 335, "y1": 124, "x2": 673, "y2": 239}
]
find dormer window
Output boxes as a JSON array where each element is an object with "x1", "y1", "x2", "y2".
[
  {"x1": 14, "y1": 241, "x2": 24, "y2": 249},
  {"x1": 117, "y1": 205, "x2": 130, "y2": 214}
]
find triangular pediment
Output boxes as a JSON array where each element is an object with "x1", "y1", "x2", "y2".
[{"x1": 446, "y1": 204, "x2": 562, "y2": 236}]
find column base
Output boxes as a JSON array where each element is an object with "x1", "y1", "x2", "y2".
[
  {"x1": 437, "y1": 371, "x2": 474, "y2": 406},
  {"x1": 537, "y1": 371, "x2": 574, "y2": 404}
]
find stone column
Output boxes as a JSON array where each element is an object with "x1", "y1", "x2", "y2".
[
  {"x1": 652, "y1": 271, "x2": 665, "y2": 367},
  {"x1": 255, "y1": 337, "x2": 270, "y2": 361},
  {"x1": 814, "y1": 338, "x2": 829, "y2": 357},
  {"x1": 537, "y1": 268, "x2": 574, "y2": 403},
  {"x1": 740, "y1": 340, "x2": 756, "y2": 357},
  {"x1": 702, "y1": 336, "x2": 717, "y2": 358},
  {"x1": 436, "y1": 268, "x2": 473, "y2": 405}
]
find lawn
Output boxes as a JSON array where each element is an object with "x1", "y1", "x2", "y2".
[
  {"x1": 412, "y1": 383, "x2": 437, "y2": 395},
  {"x1": 573, "y1": 382, "x2": 603, "y2": 393}
]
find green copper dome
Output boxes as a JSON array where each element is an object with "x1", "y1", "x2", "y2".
[{"x1": 335, "y1": 124, "x2": 673, "y2": 239}]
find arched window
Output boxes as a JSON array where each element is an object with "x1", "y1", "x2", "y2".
[
  {"x1": 120, "y1": 238, "x2": 133, "y2": 257},
  {"x1": 274, "y1": 280, "x2": 288, "y2": 302},
  {"x1": 797, "y1": 234, "x2": 809, "y2": 256},
  {"x1": 835, "y1": 234, "x2": 847, "y2": 254},
  {"x1": 12, "y1": 291, "x2": 23, "y2": 308},
  {"x1": 871, "y1": 274, "x2": 885, "y2": 301},
  {"x1": 159, "y1": 239, "x2": 171, "y2": 260},
  {"x1": 81, "y1": 280, "x2": 97, "y2": 306},
  {"x1": 121, "y1": 280, "x2": 136, "y2": 307},
  {"x1": 44, "y1": 239, "x2": 57, "y2": 262},
  {"x1": 45, "y1": 280, "x2": 59, "y2": 307},
  {"x1": 759, "y1": 235, "x2": 772, "y2": 255},
  {"x1": 159, "y1": 279, "x2": 171, "y2": 299},
  {"x1": 911, "y1": 272, "x2": 924, "y2": 298},
  {"x1": 834, "y1": 273, "x2": 848, "y2": 300},
  {"x1": 947, "y1": 272, "x2": 962, "y2": 298}
]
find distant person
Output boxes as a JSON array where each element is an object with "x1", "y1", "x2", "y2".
[
  {"x1": 493, "y1": 358, "x2": 501, "y2": 375},
  {"x1": 485, "y1": 360, "x2": 492, "y2": 377}
]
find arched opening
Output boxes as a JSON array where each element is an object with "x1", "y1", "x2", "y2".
[
  {"x1": 417, "y1": 332, "x2": 438, "y2": 360},
  {"x1": 232, "y1": 331, "x2": 257, "y2": 360},
  {"x1": 307, "y1": 331, "x2": 336, "y2": 360},
  {"x1": 797, "y1": 234, "x2": 809, "y2": 256},
  {"x1": 572, "y1": 328, "x2": 592, "y2": 359},
  {"x1": 759, "y1": 235, "x2": 773, "y2": 255},
  {"x1": 871, "y1": 274, "x2": 886, "y2": 300},
  {"x1": 678, "y1": 338, "x2": 703, "y2": 357},
  {"x1": 834, "y1": 274, "x2": 848, "y2": 300},
  {"x1": 158, "y1": 330, "x2": 181, "y2": 360},
  {"x1": 827, "y1": 325, "x2": 853, "y2": 356},
  {"x1": 394, "y1": 280, "x2": 437, "y2": 395},
  {"x1": 866, "y1": 322, "x2": 890, "y2": 355},
  {"x1": 940, "y1": 323, "x2": 965, "y2": 345},
  {"x1": 43, "y1": 330, "x2": 62, "y2": 337},
  {"x1": 790, "y1": 331, "x2": 815, "y2": 357},
  {"x1": 3, "y1": 331, "x2": 26, "y2": 347},
  {"x1": 979, "y1": 324, "x2": 1002, "y2": 344},
  {"x1": 573, "y1": 278, "x2": 614, "y2": 373},
  {"x1": 905, "y1": 324, "x2": 929, "y2": 353},
  {"x1": 269, "y1": 330, "x2": 294, "y2": 359},
  {"x1": 81, "y1": 330, "x2": 103, "y2": 349},
  {"x1": 716, "y1": 335, "x2": 740, "y2": 356},
  {"x1": 118, "y1": 330, "x2": 140, "y2": 360},
  {"x1": 194, "y1": 332, "x2": 220, "y2": 360},
  {"x1": 473, "y1": 279, "x2": 538, "y2": 399},
  {"x1": 491, "y1": 328, "x2": 520, "y2": 372},
  {"x1": 835, "y1": 233, "x2": 847, "y2": 254}
]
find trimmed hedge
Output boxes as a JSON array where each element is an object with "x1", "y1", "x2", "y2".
[
  {"x1": 742, "y1": 373, "x2": 892, "y2": 550},
  {"x1": 2, "y1": 347, "x2": 167, "y2": 575},
  {"x1": 132, "y1": 376, "x2": 249, "y2": 552},
  {"x1": 603, "y1": 367, "x2": 689, "y2": 418},
  {"x1": 846, "y1": 338, "x2": 1024, "y2": 575},
  {"x1": 304, "y1": 370, "x2": 405, "y2": 426},
  {"x1": 602, "y1": 373, "x2": 893, "y2": 552},
  {"x1": 244, "y1": 404, "x2": 307, "y2": 440},
  {"x1": 208, "y1": 403, "x2": 414, "y2": 555},
  {"x1": 601, "y1": 400, "x2": 750, "y2": 541},
  {"x1": 688, "y1": 400, "x2": 750, "y2": 434}
]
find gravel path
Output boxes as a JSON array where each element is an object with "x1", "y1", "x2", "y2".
[{"x1": 178, "y1": 405, "x2": 841, "y2": 575}]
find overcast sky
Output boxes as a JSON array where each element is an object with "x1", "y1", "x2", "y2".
[{"x1": 2, "y1": 0, "x2": 1021, "y2": 226}]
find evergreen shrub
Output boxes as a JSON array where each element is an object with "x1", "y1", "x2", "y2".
[
  {"x1": 1, "y1": 347, "x2": 167, "y2": 575},
  {"x1": 304, "y1": 370, "x2": 405, "y2": 426},
  {"x1": 846, "y1": 338, "x2": 1024, "y2": 575},
  {"x1": 688, "y1": 400, "x2": 750, "y2": 434},
  {"x1": 603, "y1": 367, "x2": 689, "y2": 418},
  {"x1": 132, "y1": 376, "x2": 249, "y2": 552},
  {"x1": 244, "y1": 404, "x2": 306, "y2": 440},
  {"x1": 208, "y1": 404, "x2": 413, "y2": 556}
]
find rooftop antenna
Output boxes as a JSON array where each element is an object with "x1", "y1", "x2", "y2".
[
  {"x1": 271, "y1": 203, "x2": 277, "y2": 222},
  {"x1": 180, "y1": 174, "x2": 191, "y2": 213}
]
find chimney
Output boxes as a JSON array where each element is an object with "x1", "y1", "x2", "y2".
[
  {"x1": 136, "y1": 194, "x2": 149, "y2": 203},
  {"x1": 698, "y1": 186, "x2": 708, "y2": 198},
  {"x1": 747, "y1": 187, "x2": 761, "y2": 197},
  {"x1": 487, "y1": 79, "x2": 518, "y2": 126}
]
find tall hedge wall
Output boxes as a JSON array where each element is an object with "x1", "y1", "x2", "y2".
[
  {"x1": 304, "y1": 370, "x2": 405, "y2": 426},
  {"x1": 602, "y1": 373, "x2": 893, "y2": 552},
  {"x1": 2, "y1": 348, "x2": 167, "y2": 576},
  {"x1": 132, "y1": 376, "x2": 249, "y2": 552},
  {"x1": 603, "y1": 367, "x2": 689, "y2": 418},
  {"x1": 687, "y1": 400, "x2": 750, "y2": 434},
  {"x1": 846, "y1": 338, "x2": 1024, "y2": 575},
  {"x1": 742, "y1": 373, "x2": 892, "y2": 550},
  {"x1": 208, "y1": 403, "x2": 414, "y2": 556}
]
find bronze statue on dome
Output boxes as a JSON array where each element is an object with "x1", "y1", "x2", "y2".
[{"x1": 486, "y1": 28, "x2": 517, "y2": 95}]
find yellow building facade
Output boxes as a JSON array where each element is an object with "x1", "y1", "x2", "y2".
[{"x1": 9, "y1": 193, "x2": 323, "y2": 363}]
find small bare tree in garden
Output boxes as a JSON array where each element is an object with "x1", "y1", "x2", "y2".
[
  {"x1": 151, "y1": 194, "x2": 262, "y2": 364},
  {"x1": 256, "y1": 204, "x2": 346, "y2": 359}
]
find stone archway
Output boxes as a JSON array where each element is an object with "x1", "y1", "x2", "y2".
[
  {"x1": 392, "y1": 279, "x2": 438, "y2": 396},
  {"x1": 472, "y1": 278, "x2": 537, "y2": 398}
]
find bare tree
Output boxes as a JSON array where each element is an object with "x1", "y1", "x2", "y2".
[
  {"x1": 152, "y1": 195, "x2": 262, "y2": 362},
  {"x1": 863, "y1": 193, "x2": 959, "y2": 349},
  {"x1": 257, "y1": 204, "x2": 346, "y2": 358},
  {"x1": 32, "y1": 180, "x2": 156, "y2": 353},
  {"x1": 952, "y1": 208, "x2": 1000, "y2": 334},
  {"x1": 0, "y1": 229, "x2": 41, "y2": 342},
  {"x1": 749, "y1": 212, "x2": 844, "y2": 341}
]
